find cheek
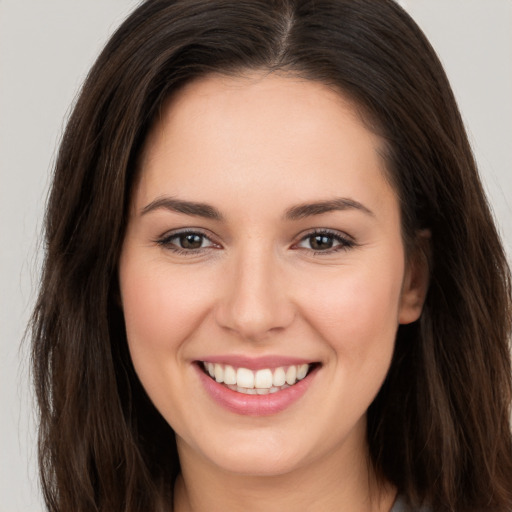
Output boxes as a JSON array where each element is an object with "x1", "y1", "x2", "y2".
[
  {"x1": 298, "y1": 257, "x2": 404, "y2": 357},
  {"x1": 118, "y1": 253, "x2": 223, "y2": 430},
  {"x1": 119, "y1": 256, "x2": 214, "y2": 367}
]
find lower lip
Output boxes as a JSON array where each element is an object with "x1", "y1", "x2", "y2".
[{"x1": 195, "y1": 364, "x2": 317, "y2": 416}]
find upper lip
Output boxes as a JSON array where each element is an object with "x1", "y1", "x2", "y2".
[{"x1": 196, "y1": 355, "x2": 316, "y2": 370}]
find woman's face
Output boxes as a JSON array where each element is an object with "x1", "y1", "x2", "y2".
[{"x1": 119, "y1": 73, "x2": 427, "y2": 477}]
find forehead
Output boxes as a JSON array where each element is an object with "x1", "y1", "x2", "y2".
[
  {"x1": 134, "y1": 72, "x2": 395, "y2": 220},
  {"x1": 142, "y1": 71, "x2": 383, "y2": 162}
]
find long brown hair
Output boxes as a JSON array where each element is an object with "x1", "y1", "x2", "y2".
[{"x1": 31, "y1": 1, "x2": 512, "y2": 510}]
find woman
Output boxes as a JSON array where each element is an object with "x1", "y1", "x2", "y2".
[{"x1": 31, "y1": 0, "x2": 512, "y2": 511}]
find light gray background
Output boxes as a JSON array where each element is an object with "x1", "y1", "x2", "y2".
[{"x1": 1, "y1": 1, "x2": 511, "y2": 510}]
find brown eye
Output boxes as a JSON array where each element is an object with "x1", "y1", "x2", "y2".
[
  {"x1": 295, "y1": 230, "x2": 355, "y2": 253},
  {"x1": 157, "y1": 230, "x2": 217, "y2": 253},
  {"x1": 179, "y1": 233, "x2": 204, "y2": 249},
  {"x1": 309, "y1": 234, "x2": 335, "y2": 251}
]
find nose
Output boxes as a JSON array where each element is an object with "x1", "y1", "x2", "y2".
[{"x1": 215, "y1": 245, "x2": 295, "y2": 341}]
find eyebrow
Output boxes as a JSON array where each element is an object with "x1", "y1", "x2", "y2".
[
  {"x1": 141, "y1": 197, "x2": 224, "y2": 220},
  {"x1": 284, "y1": 198, "x2": 374, "y2": 220},
  {"x1": 140, "y1": 196, "x2": 374, "y2": 221}
]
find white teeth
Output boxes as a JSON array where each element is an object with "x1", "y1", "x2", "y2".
[
  {"x1": 254, "y1": 369, "x2": 273, "y2": 389},
  {"x1": 223, "y1": 365, "x2": 236, "y2": 385},
  {"x1": 297, "y1": 364, "x2": 309, "y2": 380},
  {"x1": 236, "y1": 367, "x2": 255, "y2": 388},
  {"x1": 272, "y1": 367, "x2": 286, "y2": 387},
  {"x1": 285, "y1": 365, "x2": 297, "y2": 385},
  {"x1": 214, "y1": 364, "x2": 224, "y2": 383},
  {"x1": 227, "y1": 384, "x2": 290, "y2": 395},
  {"x1": 203, "y1": 362, "x2": 312, "y2": 393}
]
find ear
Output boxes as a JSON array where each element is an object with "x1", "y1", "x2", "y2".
[{"x1": 398, "y1": 230, "x2": 431, "y2": 325}]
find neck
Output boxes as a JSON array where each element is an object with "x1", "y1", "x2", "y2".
[{"x1": 173, "y1": 427, "x2": 396, "y2": 512}]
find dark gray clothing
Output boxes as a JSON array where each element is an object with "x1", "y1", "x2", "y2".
[{"x1": 391, "y1": 495, "x2": 431, "y2": 512}]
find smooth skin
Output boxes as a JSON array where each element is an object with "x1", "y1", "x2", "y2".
[{"x1": 119, "y1": 72, "x2": 429, "y2": 512}]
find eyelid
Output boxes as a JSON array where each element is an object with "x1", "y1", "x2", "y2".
[
  {"x1": 292, "y1": 228, "x2": 356, "y2": 253},
  {"x1": 155, "y1": 228, "x2": 221, "y2": 252},
  {"x1": 154, "y1": 227, "x2": 356, "y2": 255}
]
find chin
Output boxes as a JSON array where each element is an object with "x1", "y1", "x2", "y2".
[
  {"x1": 177, "y1": 426, "x2": 314, "y2": 477},
  {"x1": 209, "y1": 449, "x2": 307, "y2": 478}
]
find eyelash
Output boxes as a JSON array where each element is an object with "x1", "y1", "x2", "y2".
[
  {"x1": 295, "y1": 229, "x2": 356, "y2": 254},
  {"x1": 155, "y1": 229, "x2": 218, "y2": 255},
  {"x1": 155, "y1": 229, "x2": 356, "y2": 256}
]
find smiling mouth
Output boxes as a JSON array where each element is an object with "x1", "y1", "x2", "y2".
[{"x1": 200, "y1": 361, "x2": 318, "y2": 395}]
